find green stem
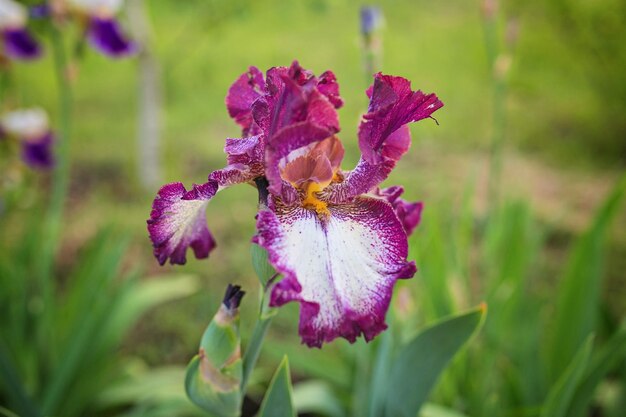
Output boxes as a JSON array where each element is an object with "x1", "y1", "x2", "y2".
[
  {"x1": 240, "y1": 288, "x2": 274, "y2": 393},
  {"x1": 482, "y1": 13, "x2": 506, "y2": 214},
  {"x1": 41, "y1": 23, "x2": 72, "y2": 286},
  {"x1": 36, "y1": 24, "x2": 72, "y2": 405}
]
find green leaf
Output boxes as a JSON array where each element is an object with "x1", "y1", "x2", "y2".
[
  {"x1": 384, "y1": 304, "x2": 487, "y2": 417},
  {"x1": 251, "y1": 244, "x2": 275, "y2": 285},
  {"x1": 566, "y1": 325, "x2": 626, "y2": 417},
  {"x1": 548, "y1": 175, "x2": 626, "y2": 381},
  {"x1": 542, "y1": 335, "x2": 594, "y2": 417},
  {"x1": 420, "y1": 403, "x2": 470, "y2": 417},
  {"x1": 292, "y1": 380, "x2": 346, "y2": 417},
  {"x1": 259, "y1": 356, "x2": 295, "y2": 417}
]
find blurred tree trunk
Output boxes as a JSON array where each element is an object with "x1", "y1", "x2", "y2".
[{"x1": 128, "y1": 0, "x2": 162, "y2": 191}]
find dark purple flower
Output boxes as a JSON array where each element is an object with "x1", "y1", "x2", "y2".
[
  {"x1": 87, "y1": 16, "x2": 136, "y2": 58},
  {"x1": 2, "y1": 27, "x2": 41, "y2": 59},
  {"x1": 0, "y1": 0, "x2": 41, "y2": 60},
  {"x1": 21, "y1": 131, "x2": 54, "y2": 169},
  {"x1": 147, "y1": 62, "x2": 443, "y2": 347}
]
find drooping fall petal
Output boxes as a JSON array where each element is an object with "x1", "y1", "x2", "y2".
[
  {"x1": 87, "y1": 16, "x2": 136, "y2": 58},
  {"x1": 254, "y1": 196, "x2": 416, "y2": 347},
  {"x1": 148, "y1": 181, "x2": 218, "y2": 265}
]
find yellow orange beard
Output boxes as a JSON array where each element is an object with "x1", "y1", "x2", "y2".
[{"x1": 302, "y1": 182, "x2": 330, "y2": 217}]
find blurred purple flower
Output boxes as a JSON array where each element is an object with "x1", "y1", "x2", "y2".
[
  {"x1": 360, "y1": 5, "x2": 383, "y2": 36},
  {"x1": 1, "y1": 108, "x2": 55, "y2": 170},
  {"x1": 67, "y1": 0, "x2": 136, "y2": 57},
  {"x1": 0, "y1": 0, "x2": 42, "y2": 60},
  {"x1": 147, "y1": 62, "x2": 443, "y2": 347}
]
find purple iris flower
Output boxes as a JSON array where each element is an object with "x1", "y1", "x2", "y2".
[
  {"x1": 66, "y1": 0, "x2": 135, "y2": 58},
  {"x1": 0, "y1": 0, "x2": 42, "y2": 60},
  {"x1": 360, "y1": 5, "x2": 383, "y2": 36},
  {"x1": 87, "y1": 16, "x2": 135, "y2": 57},
  {"x1": 148, "y1": 62, "x2": 443, "y2": 347},
  {"x1": 1, "y1": 108, "x2": 54, "y2": 170},
  {"x1": 21, "y1": 131, "x2": 55, "y2": 169}
]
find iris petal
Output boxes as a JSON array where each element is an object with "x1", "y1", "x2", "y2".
[
  {"x1": 2, "y1": 28, "x2": 41, "y2": 60},
  {"x1": 88, "y1": 17, "x2": 136, "y2": 58},
  {"x1": 21, "y1": 131, "x2": 54, "y2": 169},
  {"x1": 358, "y1": 73, "x2": 443, "y2": 165},
  {"x1": 254, "y1": 197, "x2": 415, "y2": 347},
  {"x1": 148, "y1": 181, "x2": 218, "y2": 265},
  {"x1": 226, "y1": 67, "x2": 265, "y2": 135}
]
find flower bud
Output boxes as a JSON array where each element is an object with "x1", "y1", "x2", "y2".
[{"x1": 185, "y1": 284, "x2": 245, "y2": 417}]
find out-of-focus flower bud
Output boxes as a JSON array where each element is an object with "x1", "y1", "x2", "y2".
[
  {"x1": 505, "y1": 18, "x2": 520, "y2": 49},
  {"x1": 185, "y1": 284, "x2": 245, "y2": 417},
  {"x1": 481, "y1": 0, "x2": 497, "y2": 21},
  {"x1": 493, "y1": 53, "x2": 512, "y2": 81},
  {"x1": 360, "y1": 5, "x2": 383, "y2": 37}
]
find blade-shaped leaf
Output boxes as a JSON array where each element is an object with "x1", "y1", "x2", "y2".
[
  {"x1": 566, "y1": 326, "x2": 626, "y2": 417},
  {"x1": 385, "y1": 304, "x2": 487, "y2": 417},
  {"x1": 548, "y1": 175, "x2": 626, "y2": 381},
  {"x1": 542, "y1": 336, "x2": 594, "y2": 417},
  {"x1": 293, "y1": 380, "x2": 346, "y2": 417},
  {"x1": 259, "y1": 356, "x2": 295, "y2": 417}
]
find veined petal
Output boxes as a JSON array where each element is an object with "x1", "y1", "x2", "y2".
[
  {"x1": 359, "y1": 73, "x2": 442, "y2": 165},
  {"x1": 252, "y1": 61, "x2": 340, "y2": 195},
  {"x1": 147, "y1": 181, "x2": 218, "y2": 265},
  {"x1": 2, "y1": 28, "x2": 41, "y2": 60},
  {"x1": 317, "y1": 71, "x2": 343, "y2": 109},
  {"x1": 226, "y1": 67, "x2": 265, "y2": 135},
  {"x1": 224, "y1": 135, "x2": 264, "y2": 169},
  {"x1": 254, "y1": 197, "x2": 416, "y2": 347},
  {"x1": 87, "y1": 16, "x2": 136, "y2": 58},
  {"x1": 322, "y1": 157, "x2": 395, "y2": 203}
]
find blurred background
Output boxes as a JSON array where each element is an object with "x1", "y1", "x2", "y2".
[{"x1": 1, "y1": 0, "x2": 625, "y2": 416}]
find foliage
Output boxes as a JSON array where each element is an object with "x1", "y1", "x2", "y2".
[{"x1": 0, "y1": 223, "x2": 200, "y2": 417}]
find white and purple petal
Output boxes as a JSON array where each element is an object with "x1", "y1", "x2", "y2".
[
  {"x1": 2, "y1": 27, "x2": 41, "y2": 59},
  {"x1": 147, "y1": 181, "x2": 218, "y2": 265},
  {"x1": 359, "y1": 73, "x2": 442, "y2": 165},
  {"x1": 87, "y1": 16, "x2": 136, "y2": 58},
  {"x1": 254, "y1": 197, "x2": 415, "y2": 347}
]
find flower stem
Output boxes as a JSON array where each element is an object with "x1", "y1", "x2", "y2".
[
  {"x1": 36, "y1": 24, "x2": 72, "y2": 381},
  {"x1": 240, "y1": 286, "x2": 274, "y2": 393}
]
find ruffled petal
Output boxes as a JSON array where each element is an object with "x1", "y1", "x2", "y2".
[
  {"x1": 317, "y1": 71, "x2": 343, "y2": 109},
  {"x1": 21, "y1": 131, "x2": 54, "y2": 169},
  {"x1": 254, "y1": 197, "x2": 416, "y2": 347},
  {"x1": 147, "y1": 181, "x2": 218, "y2": 265},
  {"x1": 358, "y1": 73, "x2": 442, "y2": 165},
  {"x1": 226, "y1": 67, "x2": 265, "y2": 135},
  {"x1": 324, "y1": 76, "x2": 442, "y2": 203},
  {"x1": 252, "y1": 61, "x2": 340, "y2": 195},
  {"x1": 2, "y1": 28, "x2": 41, "y2": 60},
  {"x1": 375, "y1": 186, "x2": 423, "y2": 236},
  {"x1": 87, "y1": 16, "x2": 136, "y2": 58}
]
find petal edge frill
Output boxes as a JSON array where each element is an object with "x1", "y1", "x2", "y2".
[
  {"x1": 254, "y1": 197, "x2": 416, "y2": 347},
  {"x1": 359, "y1": 74, "x2": 443, "y2": 165},
  {"x1": 147, "y1": 181, "x2": 218, "y2": 265}
]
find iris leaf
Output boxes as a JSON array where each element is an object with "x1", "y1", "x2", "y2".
[
  {"x1": 384, "y1": 304, "x2": 487, "y2": 417},
  {"x1": 259, "y1": 356, "x2": 295, "y2": 417}
]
